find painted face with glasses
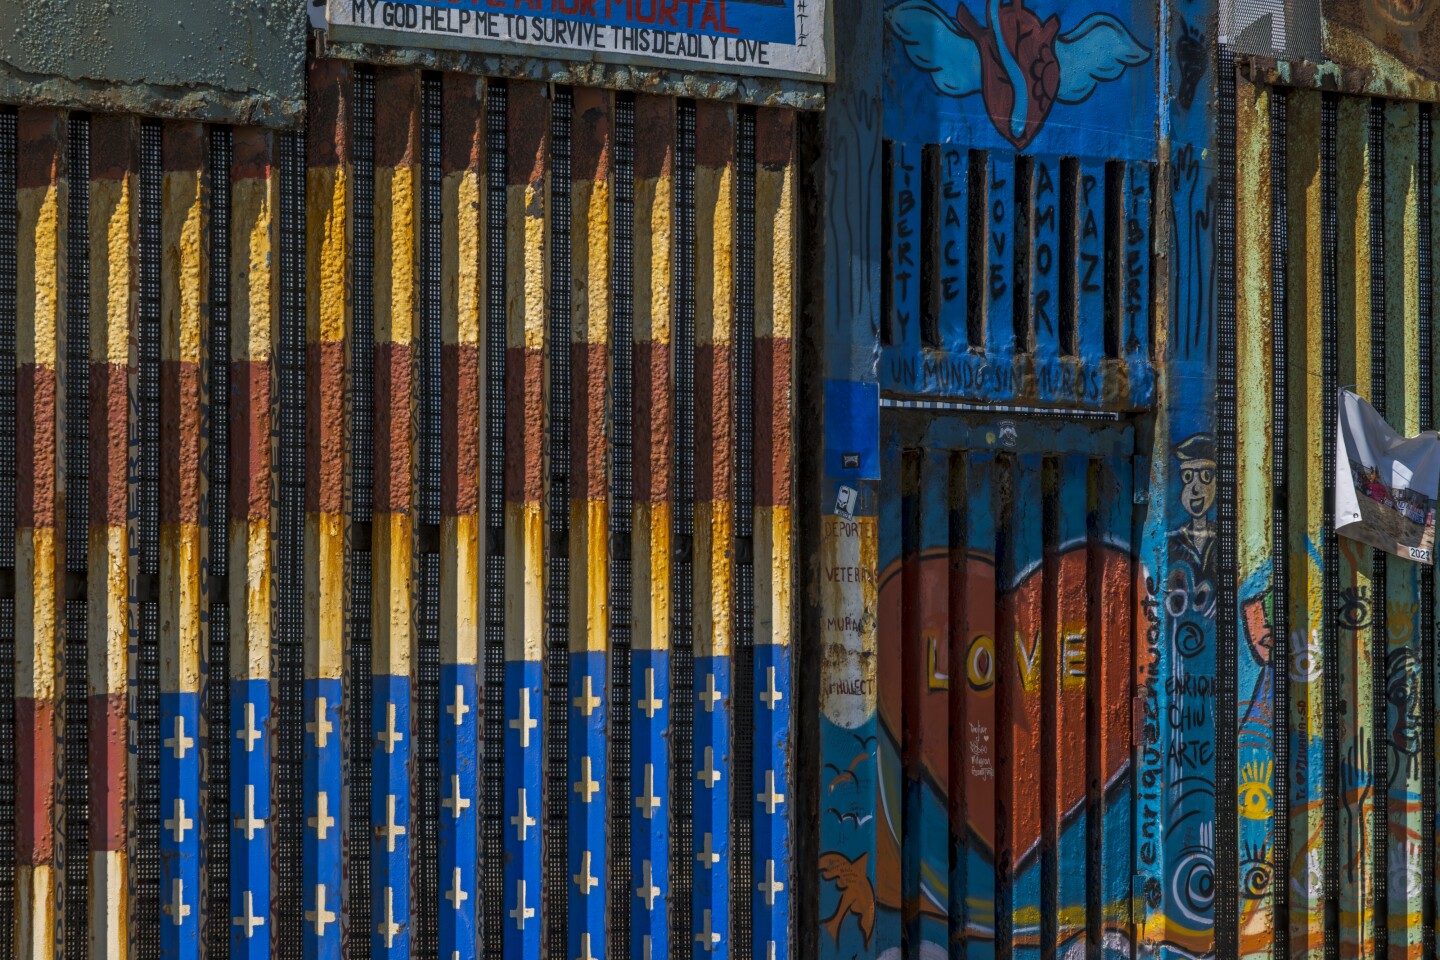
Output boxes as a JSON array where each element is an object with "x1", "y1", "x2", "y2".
[{"x1": 1178, "y1": 458, "x2": 1216, "y2": 520}]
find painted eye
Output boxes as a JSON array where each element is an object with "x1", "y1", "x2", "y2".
[
  {"x1": 1237, "y1": 780, "x2": 1272, "y2": 820},
  {"x1": 1240, "y1": 843, "x2": 1272, "y2": 900},
  {"x1": 1237, "y1": 760, "x2": 1274, "y2": 821},
  {"x1": 1337, "y1": 589, "x2": 1371, "y2": 630},
  {"x1": 1170, "y1": 847, "x2": 1214, "y2": 925}
]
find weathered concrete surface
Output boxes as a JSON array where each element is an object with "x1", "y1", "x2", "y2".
[
  {"x1": 322, "y1": 39, "x2": 826, "y2": 111},
  {"x1": 0, "y1": 0, "x2": 305, "y2": 126},
  {"x1": 1326, "y1": 0, "x2": 1440, "y2": 81}
]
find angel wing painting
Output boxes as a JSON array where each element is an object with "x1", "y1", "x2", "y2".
[{"x1": 887, "y1": 0, "x2": 1152, "y2": 149}]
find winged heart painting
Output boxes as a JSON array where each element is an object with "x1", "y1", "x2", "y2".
[{"x1": 886, "y1": 0, "x2": 1157, "y2": 158}]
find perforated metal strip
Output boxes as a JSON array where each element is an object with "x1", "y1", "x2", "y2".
[
  {"x1": 1213, "y1": 43, "x2": 1239, "y2": 959},
  {"x1": 920, "y1": 143, "x2": 940, "y2": 349},
  {"x1": 134, "y1": 120, "x2": 164, "y2": 960},
  {"x1": 209, "y1": 127, "x2": 230, "y2": 581},
  {"x1": 349, "y1": 65, "x2": 376, "y2": 960},
  {"x1": 1103, "y1": 162, "x2": 1123, "y2": 360},
  {"x1": 880, "y1": 141, "x2": 894, "y2": 348},
  {"x1": 993, "y1": 455, "x2": 1015, "y2": 960},
  {"x1": 1420, "y1": 103, "x2": 1437, "y2": 960},
  {"x1": 353, "y1": 67, "x2": 376, "y2": 528},
  {"x1": 416, "y1": 549, "x2": 441, "y2": 955},
  {"x1": 420, "y1": 73, "x2": 443, "y2": 530},
  {"x1": 62, "y1": 596, "x2": 86, "y2": 960},
  {"x1": 0, "y1": 603, "x2": 12, "y2": 960},
  {"x1": 275, "y1": 125, "x2": 307, "y2": 951},
  {"x1": 0, "y1": 107, "x2": 16, "y2": 960},
  {"x1": 65, "y1": 116, "x2": 89, "y2": 573},
  {"x1": 1268, "y1": 87, "x2": 1291, "y2": 960},
  {"x1": 609, "y1": 91, "x2": 636, "y2": 960},
  {"x1": 206, "y1": 125, "x2": 232, "y2": 960},
  {"x1": 545, "y1": 84, "x2": 574, "y2": 956},
  {"x1": 63, "y1": 113, "x2": 89, "y2": 960},
  {"x1": 731, "y1": 105, "x2": 757, "y2": 960},
  {"x1": 1320, "y1": 91, "x2": 1341, "y2": 960},
  {"x1": 415, "y1": 72, "x2": 444, "y2": 957},
  {"x1": 483, "y1": 78, "x2": 509, "y2": 960},
  {"x1": 139, "y1": 122, "x2": 161, "y2": 580},
  {"x1": 0, "y1": 109, "x2": 14, "y2": 573},
  {"x1": 137, "y1": 602, "x2": 161, "y2": 960},
  {"x1": 1367, "y1": 99, "x2": 1389, "y2": 950},
  {"x1": 672, "y1": 99, "x2": 698, "y2": 960},
  {"x1": 1012, "y1": 155, "x2": 1032, "y2": 354}
]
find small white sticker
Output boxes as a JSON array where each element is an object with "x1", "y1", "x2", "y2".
[{"x1": 835, "y1": 485, "x2": 857, "y2": 521}]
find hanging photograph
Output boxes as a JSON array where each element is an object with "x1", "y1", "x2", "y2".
[{"x1": 1335, "y1": 388, "x2": 1440, "y2": 564}]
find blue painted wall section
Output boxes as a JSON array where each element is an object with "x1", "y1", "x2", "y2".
[
  {"x1": 879, "y1": 0, "x2": 1159, "y2": 408},
  {"x1": 815, "y1": 2, "x2": 886, "y2": 958},
  {"x1": 1142, "y1": 0, "x2": 1219, "y2": 955},
  {"x1": 229, "y1": 680, "x2": 270, "y2": 957},
  {"x1": 813, "y1": 0, "x2": 1225, "y2": 956}
]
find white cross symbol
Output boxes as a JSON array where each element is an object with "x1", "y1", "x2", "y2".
[
  {"x1": 636, "y1": 860, "x2": 660, "y2": 909},
  {"x1": 232, "y1": 890, "x2": 265, "y2": 938},
  {"x1": 307, "y1": 697, "x2": 333, "y2": 749},
  {"x1": 696, "y1": 909, "x2": 720, "y2": 951},
  {"x1": 698, "y1": 673, "x2": 721, "y2": 712},
  {"x1": 575, "y1": 933, "x2": 598, "y2": 960},
  {"x1": 376, "y1": 794, "x2": 406, "y2": 852},
  {"x1": 574, "y1": 757, "x2": 599, "y2": 803},
  {"x1": 165, "y1": 879, "x2": 190, "y2": 926},
  {"x1": 510, "y1": 689, "x2": 537, "y2": 747},
  {"x1": 164, "y1": 715, "x2": 193, "y2": 760},
  {"x1": 635, "y1": 763, "x2": 661, "y2": 818},
  {"x1": 697, "y1": 831, "x2": 719, "y2": 869},
  {"x1": 637, "y1": 668, "x2": 663, "y2": 718},
  {"x1": 697, "y1": 747, "x2": 721, "y2": 789},
  {"x1": 164, "y1": 798, "x2": 193, "y2": 843},
  {"x1": 442, "y1": 775, "x2": 471, "y2": 819},
  {"x1": 377, "y1": 702, "x2": 403, "y2": 754},
  {"x1": 236, "y1": 702, "x2": 261, "y2": 752},
  {"x1": 447, "y1": 685, "x2": 470, "y2": 726},
  {"x1": 511, "y1": 788, "x2": 536, "y2": 840},
  {"x1": 761, "y1": 667, "x2": 783, "y2": 710},
  {"x1": 758, "y1": 859, "x2": 785, "y2": 905},
  {"x1": 445, "y1": 867, "x2": 469, "y2": 910},
  {"x1": 306, "y1": 884, "x2": 336, "y2": 937},
  {"x1": 234, "y1": 785, "x2": 265, "y2": 841},
  {"x1": 757, "y1": 770, "x2": 786, "y2": 815},
  {"x1": 573, "y1": 675, "x2": 601, "y2": 717},
  {"x1": 573, "y1": 850, "x2": 598, "y2": 894},
  {"x1": 377, "y1": 887, "x2": 401, "y2": 948},
  {"x1": 509, "y1": 880, "x2": 534, "y2": 930},
  {"x1": 309, "y1": 791, "x2": 335, "y2": 839}
]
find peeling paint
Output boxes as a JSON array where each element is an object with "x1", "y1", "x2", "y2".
[{"x1": 0, "y1": 0, "x2": 305, "y2": 126}]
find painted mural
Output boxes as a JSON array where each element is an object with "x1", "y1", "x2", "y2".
[
  {"x1": 821, "y1": 432, "x2": 1139, "y2": 960},
  {"x1": 1135, "y1": 434, "x2": 1221, "y2": 960},
  {"x1": 841, "y1": 0, "x2": 1440, "y2": 958},
  {"x1": 1145, "y1": 0, "x2": 1218, "y2": 952},
  {"x1": 878, "y1": 0, "x2": 1158, "y2": 409},
  {"x1": 867, "y1": 542, "x2": 1138, "y2": 960},
  {"x1": 1326, "y1": 0, "x2": 1440, "y2": 83},
  {"x1": 884, "y1": 0, "x2": 1157, "y2": 159}
]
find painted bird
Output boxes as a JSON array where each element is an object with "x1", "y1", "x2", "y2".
[{"x1": 819, "y1": 851, "x2": 876, "y2": 948}]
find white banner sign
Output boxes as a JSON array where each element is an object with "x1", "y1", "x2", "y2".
[
  {"x1": 1335, "y1": 389, "x2": 1440, "y2": 564},
  {"x1": 326, "y1": 0, "x2": 830, "y2": 81}
]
